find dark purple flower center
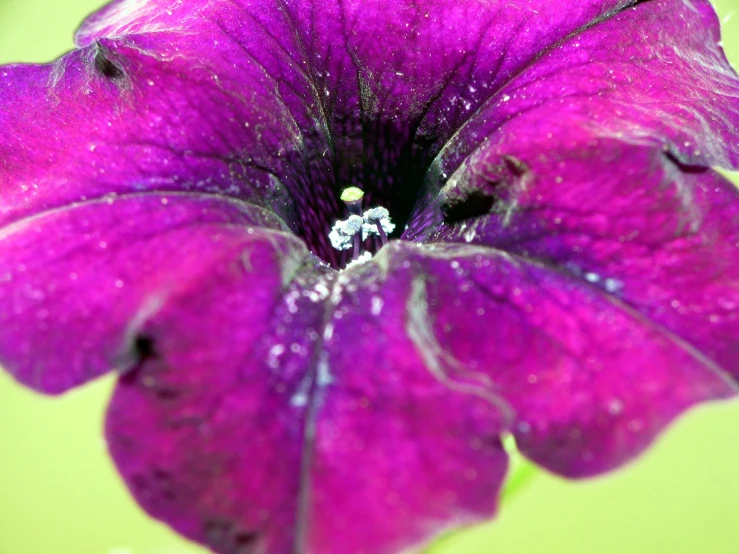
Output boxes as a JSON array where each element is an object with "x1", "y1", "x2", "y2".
[{"x1": 277, "y1": 118, "x2": 438, "y2": 268}]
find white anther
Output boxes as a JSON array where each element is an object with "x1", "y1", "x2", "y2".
[
  {"x1": 329, "y1": 214, "x2": 364, "y2": 250},
  {"x1": 361, "y1": 206, "x2": 395, "y2": 240},
  {"x1": 363, "y1": 207, "x2": 390, "y2": 223}
]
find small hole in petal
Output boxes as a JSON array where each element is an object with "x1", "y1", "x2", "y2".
[
  {"x1": 204, "y1": 519, "x2": 261, "y2": 554},
  {"x1": 94, "y1": 49, "x2": 123, "y2": 79},
  {"x1": 151, "y1": 468, "x2": 179, "y2": 501},
  {"x1": 440, "y1": 155, "x2": 529, "y2": 224},
  {"x1": 119, "y1": 333, "x2": 159, "y2": 382},
  {"x1": 153, "y1": 385, "x2": 181, "y2": 401},
  {"x1": 134, "y1": 334, "x2": 158, "y2": 363},
  {"x1": 233, "y1": 532, "x2": 260, "y2": 549},
  {"x1": 441, "y1": 188, "x2": 497, "y2": 223}
]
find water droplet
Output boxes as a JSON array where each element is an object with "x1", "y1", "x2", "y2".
[
  {"x1": 607, "y1": 399, "x2": 624, "y2": 415},
  {"x1": 371, "y1": 296, "x2": 384, "y2": 315}
]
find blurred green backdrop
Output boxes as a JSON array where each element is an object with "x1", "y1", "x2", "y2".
[{"x1": 1, "y1": 1, "x2": 739, "y2": 553}]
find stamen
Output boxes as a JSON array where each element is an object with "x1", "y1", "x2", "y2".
[
  {"x1": 328, "y1": 215, "x2": 364, "y2": 251},
  {"x1": 329, "y1": 188, "x2": 395, "y2": 269},
  {"x1": 362, "y1": 207, "x2": 395, "y2": 246},
  {"x1": 375, "y1": 221, "x2": 388, "y2": 245},
  {"x1": 352, "y1": 233, "x2": 361, "y2": 261}
]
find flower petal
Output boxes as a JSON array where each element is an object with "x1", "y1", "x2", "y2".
[
  {"x1": 105, "y1": 228, "x2": 325, "y2": 554},
  {"x1": 429, "y1": 0, "x2": 739, "y2": 189},
  {"x1": 74, "y1": 1, "x2": 210, "y2": 44},
  {"x1": 0, "y1": 193, "x2": 289, "y2": 394},
  {"x1": 374, "y1": 242, "x2": 736, "y2": 477},
  {"x1": 421, "y1": 139, "x2": 739, "y2": 382},
  {"x1": 106, "y1": 238, "x2": 735, "y2": 554},
  {"x1": 12, "y1": 0, "x2": 727, "y2": 222},
  {"x1": 0, "y1": 37, "x2": 304, "y2": 228},
  {"x1": 74, "y1": 0, "x2": 638, "y2": 141},
  {"x1": 105, "y1": 244, "x2": 510, "y2": 554},
  {"x1": 310, "y1": 263, "x2": 508, "y2": 553},
  {"x1": 209, "y1": 0, "x2": 635, "y2": 143},
  {"x1": 6, "y1": 0, "x2": 736, "y2": 260}
]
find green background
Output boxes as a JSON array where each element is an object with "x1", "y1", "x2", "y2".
[{"x1": 1, "y1": 1, "x2": 738, "y2": 553}]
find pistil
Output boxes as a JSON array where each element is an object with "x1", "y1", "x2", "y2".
[
  {"x1": 340, "y1": 187, "x2": 365, "y2": 216},
  {"x1": 340, "y1": 187, "x2": 365, "y2": 260}
]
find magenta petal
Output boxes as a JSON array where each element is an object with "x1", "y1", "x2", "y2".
[
  {"x1": 5, "y1": 0, "x2": 738, "y2": 263},
  {"x1": 11, "y1": 0, "x2": 728, "y2": 230},
  {"x1": 0, "y1": 38, "x2": 303, "y2": 228},
  {"x1": 74, "y1": 1, "x2": 210, "y2": 44},
  {"x1": 105, "y1": 246, "x2": 510, "y2": 554},
  {"x1": 107, "y1": 238, "x2": 733, "y2": 554},
  {"x1": 311, "y1": 262, "x2": 508, "y2": 553},
  {"x1": 423, "y1": 139, "x2": 739, "y2": 382},
  {"x1": 0, "y1": 193, "x2": 287, "y2": 393},
  {"x1": 379, "y1": 243, "x2": 736, "y2": 477},
  {"x1": 73, "y1": 0, "x2": 637, "y2": 143},
  {"x1": 431, "y1": 0, "x2": 739, "y2": 181},
  {"x1": 106, "y1": 229, "x2": 321, "y2": 554}
]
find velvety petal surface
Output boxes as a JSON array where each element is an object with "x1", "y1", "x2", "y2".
[
  {"x1": 419, "y1": 138, "x2": 739, "y2": 382},
  {"x1": 0, "y1": 42, "x2": 306, "y2": 229},
  {"x1": 77, "y1": 0, "x2": 737, "y2": 168},
  {"x1": 371, "y1": 243, "x2": 735, "y2": 477},
  {"x1": 105, "y1": 226, "x2": 324, "y2": 554},
  {"x1": 310, "y1": 262, "x2": 508, "y2": 553},
  {"x1": 74, "y1": 0, "x2": 637, "y2": 152},
  {"x1": 0, "y1": 193, "x2": 288, "y2": 393},
  {"x1": 6, "y1": 0, "x2": 738, "y2": 262},
  {"x1": 425, "y1": 0, "x2": 739, "y2": 180},
  {"x1": 106, "y1": 240, "x2": 735, "y2": 554},
  {"x1": 105, "y1": 242, "x2": 511, "y2": 554}
]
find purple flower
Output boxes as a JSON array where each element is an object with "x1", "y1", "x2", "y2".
[{"x1": 2, "y1": 0, "x2": 739, "y2": 552}]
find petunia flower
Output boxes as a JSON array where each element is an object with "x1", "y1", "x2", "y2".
[{"x1": 1, "y1": 0, "x2": 739, "y2": 553}]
